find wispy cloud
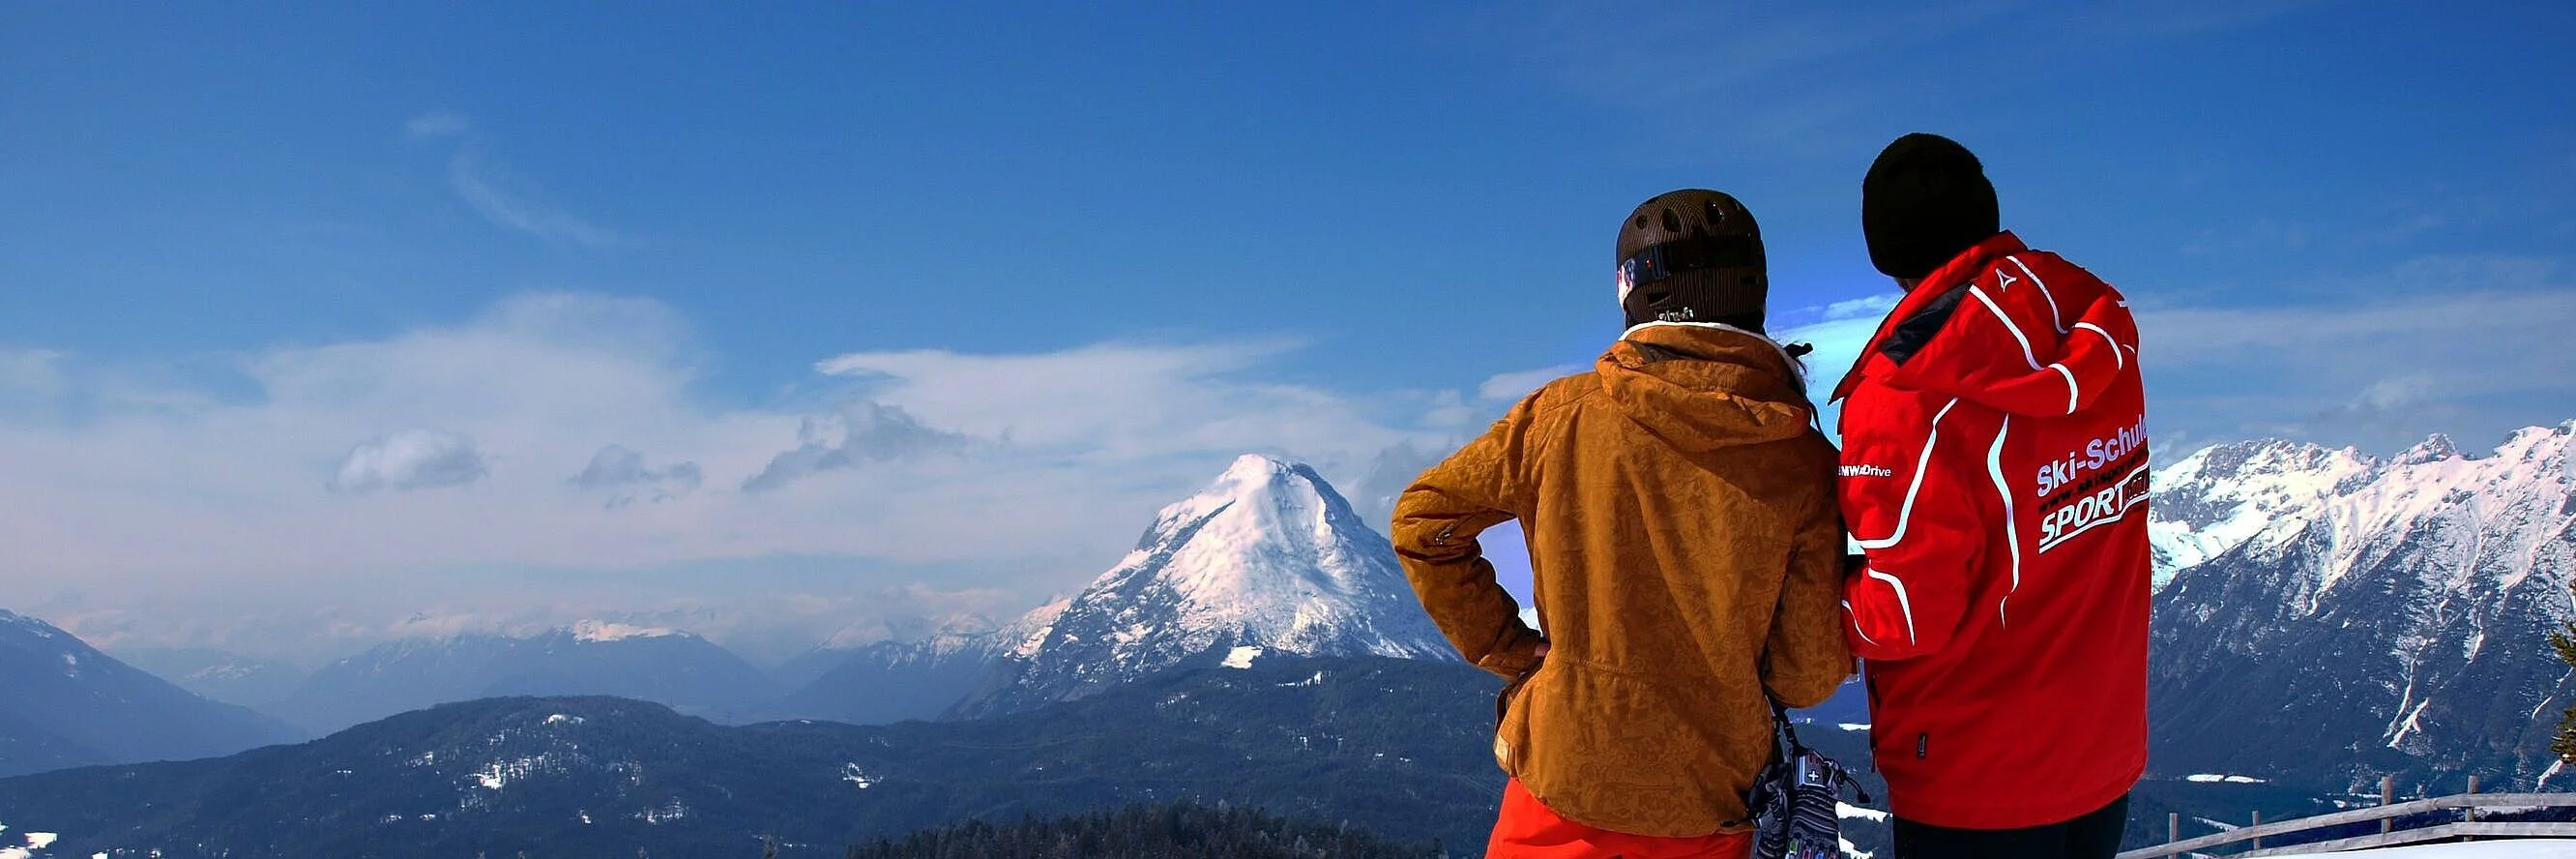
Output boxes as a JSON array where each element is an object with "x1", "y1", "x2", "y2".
[
  {"x1": 2138, "y1": 257, "x2": 2576, "y2": 454},
  {"x1": 404, "y1": 112, "x2": 623, "y2": 248},
  {"x1": 446, "y1": 147, "x2": 624, "y2": 248},
  {"x1": 2073, "y1": 0, "x2": 2317, "y2": 37},
  {"x1": 404, "y1": 111, "x2": 472, "y2": 139},
  {"x1": 1530, "y1": 3, "x2": 2018, "y2": 109}
]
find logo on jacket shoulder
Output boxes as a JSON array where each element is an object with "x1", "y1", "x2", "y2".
[{"x1": 1839, "y1": 464, "x2": 1895, "y2": 478}]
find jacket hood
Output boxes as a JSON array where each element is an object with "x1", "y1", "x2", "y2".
[
  {"x1": 1597, "y1": 322, "x2": 1818, "y2": 453},
  {"x1": 1831, "y1": 232, "x2": 2140, "y2": 419}
]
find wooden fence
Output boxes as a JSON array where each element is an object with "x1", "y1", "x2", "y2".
[{"x1": 2117, "y1": 778, "x2": 2576, "y2": 858}]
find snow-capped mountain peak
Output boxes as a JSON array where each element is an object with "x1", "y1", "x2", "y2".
[
  {"x1": 2149, "y1": 420, "x2": 2576, "y2": 787},
  {"x1": 2394, "y1": 432, "x2": 2460, "y2": 466},
  {"x1": 947, "y1": 454, "x2": 1455, "y2": 717},
  {"x1": 2147, "y1": 438, "x2": 2379, "y2": 586},
  {"x1": 2151, "y1": 425, "x2": 2575, "y2": 591},
  {"x1": 1113, "y1": 454, "x2": 1392, "y2": 611},
  {"x1": 1001, "y1": 596, "x2": 1072, "y2": 662}
]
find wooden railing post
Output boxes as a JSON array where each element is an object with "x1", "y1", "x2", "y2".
[
  {"x1": 2464, "y1": 776, "x2": 2480, "y2": 843},
  {"x1": 2381, "y1": 775, "x2": 2396, "y2": 834},
  {"x1": 2251, "y1": 810, "x2": 2263, "y2": 849},
  {"x1": 2168, "y1": 812, "x2": 2179, "y2": 845}
]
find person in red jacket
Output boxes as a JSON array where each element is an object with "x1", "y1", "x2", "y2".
[{"x1": 1831, "y1": 133, "x2": 2151, "y2": 859}]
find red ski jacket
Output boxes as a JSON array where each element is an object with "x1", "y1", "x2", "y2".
[{"x1": 1831, "y1": 231, "x2": 2152, "y2": 829}]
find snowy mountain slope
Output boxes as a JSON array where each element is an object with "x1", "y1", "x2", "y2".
[
  {"x1": 0, "y1": 609, "x2": 300, "y2": 778},
  {"x1": 2148, "y1": 422, "x2": 2576, "y2": 789},
  {"x1": 947, "y1": 455, "x2": 1456, "y2": 718},
  {"x1": 2147, "y1": 439, "x2": 2380, "y2": 587},
  {"x1": 774, "y1": 623, "x2": 1011, "y2": 725},
  {"x1": 268, "y1": 625, "x2": 778, "y2": 734}
]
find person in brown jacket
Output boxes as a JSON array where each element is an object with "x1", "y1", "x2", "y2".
[{"x1": 1391, "y1": 190, "x2": 1854, "y2": 859}]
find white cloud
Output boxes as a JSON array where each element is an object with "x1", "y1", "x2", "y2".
[
  {"x1": 329, "y1": 430, "x2": 490, "y2": 493},
  {"x1": 813, "y1": 339, "x2": 1431, "y2": 471},
  {"x1": 2136, "y1": 272, "x2": 2576, "y2": 454},
  {"x1": 1822, "y1": 293, "x2": 1899, "y2": 320},
  {"x1": 0, "y1": 295, "x2": 1470, "y2": 658},
  {"x1": 1477, "y1": 364, "x2": 1587, "y2": 401},
  {"x1": 1775, "y1": 311, "x2": 1888, "y2": 441}
]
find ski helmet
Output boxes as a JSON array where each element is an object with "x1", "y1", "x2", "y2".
[{"x1": 1617, "y1": 190, "x2": 1769, "y2": 330}]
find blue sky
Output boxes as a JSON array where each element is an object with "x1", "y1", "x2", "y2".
[{"x1": 4, "y1": 3, "x2": 2571, "y2": 661}]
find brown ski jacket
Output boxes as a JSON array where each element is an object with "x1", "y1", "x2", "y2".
[{"x1": 1391, "y1": 322, "x2": 1854, "y2": 837}]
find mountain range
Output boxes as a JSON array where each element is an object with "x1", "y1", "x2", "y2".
[
  {"x1": 266, "y1": 622, "x2": 781, "y2": 734},
  {"x1": 0, "y1": 453, "x2": 1460, "y2": 772},
  {"x1": 5, "y1": 426, "x2": 2573, "y2": 856},
  {"x1": 2145, "y1": 422, "x2": 2576, "y2": 791}
]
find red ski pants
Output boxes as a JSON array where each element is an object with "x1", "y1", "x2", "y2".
[{"x1": 1487, "y1": 779, "x2": 1755, "y2": 859}]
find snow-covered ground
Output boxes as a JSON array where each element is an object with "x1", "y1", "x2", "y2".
[
  {"x1": 1220, "y1": 645, "x2": 1262, "y2": 669},
  {"x1": 2292, "y1": 842, "x2": 2576, "y2": 857}
]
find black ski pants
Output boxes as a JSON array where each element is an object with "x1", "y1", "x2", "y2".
[{"x1": 1892, "y1": 792, "x2": 2129, "y2": 859}]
